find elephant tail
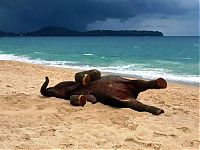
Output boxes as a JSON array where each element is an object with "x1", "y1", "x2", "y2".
[{"x1": 40, "y1": 77, "x2": 54, "y2": 97}]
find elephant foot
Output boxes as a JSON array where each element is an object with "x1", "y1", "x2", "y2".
[
  {"x1": 75, "y1": 69, "x2": 101, "y2": 86},
  {"x1": 78, "y1": 95, "x2": 87, "y2": 106},
  {"x1": 70, "y1": 95, "x2": 87, "y2": 107},
  {"x1": 151, "y1": 108, "x2": 164, "y2": 115},
  {"x1": 85, "y1": 95, "x2": 97, "y2": 104},
  {"x1": 82, "y1": 74, "x2": 90, "y2": 86},
  {"x1": 155, "y1": 78, "x2": 167, "y2": 89}
]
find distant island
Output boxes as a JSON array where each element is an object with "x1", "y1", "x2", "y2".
[{"x1": 0, "y1": 26, "x2": 163, "y2": 37}]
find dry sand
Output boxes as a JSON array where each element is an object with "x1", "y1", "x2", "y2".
[{"x1": 0, "y1": 60, "x2": 199, "y2": 149}]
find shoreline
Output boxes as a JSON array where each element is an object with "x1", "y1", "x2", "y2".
[
  {"x1": 0, "y1": 60, "x2": 199, "y2": 149},
  {"x1": 26, "y1": 61, "x2": 200, "y2": 88},
  {"x1": 24, "y1": 64, "x2": 200, "y2": 87},
  {"x1": 1, "y1": 59, "x2": 199, "y2": 87}
]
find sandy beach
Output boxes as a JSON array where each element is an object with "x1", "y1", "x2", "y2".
[{"x1": 0, "y1": 60, "x2": 199, "y2": 149}]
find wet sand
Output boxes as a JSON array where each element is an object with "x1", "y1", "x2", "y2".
[{"x1": 0, "y1": 60, "x2": 199, "y2": 149}]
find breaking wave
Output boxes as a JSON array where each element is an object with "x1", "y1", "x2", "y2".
[{"x1": 0, "y1": 53, "x2": 199, "y2": 85}]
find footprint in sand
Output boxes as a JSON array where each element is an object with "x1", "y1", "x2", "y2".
[
  {"x1": 153, "y1": 132, "x2": 177, "y2": 138},
  {"x1": 35, "y1": 103, "x2": 49, "y2": 110},
  {"x1": 172, "y1": 106, "x2": 189, "y2": 114},
  {"x1": 39, "y1": 114, "x2": 61, "y2": 126},
  {"x1": 182, "y1": 139, "x2": 200, "y2": 148},
  {"x1": 60, "y1": 143, "x2": 74, "y2": 149},
  {"x1": 2, "y1": 93, "x2": 32, "y2": 111},
  {"x1": 57, "y1": 105, "x2": 77, "y2": 114},
  {"x1": 112, "y1": 144, "x2": 123, "y2": 149},
  {"x1": 176, "y1": 127, "x2": 190, "y2": 133},
  {"x1": 125, "y1": 138, "x2": 161, "y2": 150},
  {"x1": 40, "y1": 128, "x2": 56, "y2": 136},
  {"x1": 6, "y1": 84, "x2": 12, "y2": 87},
  {"x1": 34, "y1": 101, "x2": 60, "y2": 111},
  {"x1": 110, "y1": 116, "x2": 138, "y2": 131}
]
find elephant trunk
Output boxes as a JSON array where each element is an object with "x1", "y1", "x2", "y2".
[{"x1": 40, "y1": 77, "x2": 54, "y2": 97}]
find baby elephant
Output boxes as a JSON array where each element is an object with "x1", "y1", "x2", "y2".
[{"x1": 40, "y1": 69, "x2": 167, "y2": 115}]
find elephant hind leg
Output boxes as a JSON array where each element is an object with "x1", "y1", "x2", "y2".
[
  {"x1": 108, "y1": 96, "x2": 164, "y2": 115},
  {"x1": 127, "y1": 99, "x2": 164, "y2": 115},
  {"x1": 75, "y1": 69, "x2": 101, "y2": 86}
]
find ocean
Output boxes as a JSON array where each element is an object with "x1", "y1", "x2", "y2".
[{"x1": 0, "y1": 36, "x2": 199, "y2": 85}]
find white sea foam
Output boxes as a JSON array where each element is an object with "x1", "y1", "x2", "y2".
[
  {"x1": 34, "y1": 51, "x2": 43, "y2": 54},
  {"x1": 53, "y1": 64, "x2": 200, "y2": 85},
  {"x1": 175, "y1": 57, "x2": 191, "y2": 60},
  {"x1": 95, "y1": 66, "x2": 200, "y2": 84},
  {"x1": 0, "y1": 53, "x2": 199, "y2": 84},
  {"x1": 0, "y1": 53, "x2": 76, "y2": 65},
  {"x1": 82, "y1": 53, "x2": 94, "y2": 56},
  {"x1": 0, "y1": 54, "x2": 30, "y2": 61}
]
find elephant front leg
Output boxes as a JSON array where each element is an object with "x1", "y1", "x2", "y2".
[
  {"x1": 70, "y1": 94, "x2": 97, "y2": 107},
  {"x1": 84, "y1": 95, "x2": 97, "y2": 104},
  {"x1": 134, "y1": 78, "x2": 167, "y2": 92},
  {"x1": 70, "y1": 95, "x2": 87, "y2": 106}
]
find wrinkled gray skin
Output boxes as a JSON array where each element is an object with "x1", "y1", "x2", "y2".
[{"x1": 40, "y1": 75, "x2": 167, "y2": 115}]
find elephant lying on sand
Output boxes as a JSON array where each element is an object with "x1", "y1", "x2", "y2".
[{"x1": 40, "y1": 69, "x2": 167, "y2": 115}]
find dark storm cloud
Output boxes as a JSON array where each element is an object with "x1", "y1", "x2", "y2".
[{"x1": 0, "y1": 0, "x2": 198, "y2": 33}]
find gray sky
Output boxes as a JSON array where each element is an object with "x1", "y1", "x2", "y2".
[{"x1": 0, "y1": 0, "x2": 199, "y2": 36}]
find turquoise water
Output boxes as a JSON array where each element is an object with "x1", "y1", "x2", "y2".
[{"x1": 0, "y1": 36, "x2": 199, "y2": 84}]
